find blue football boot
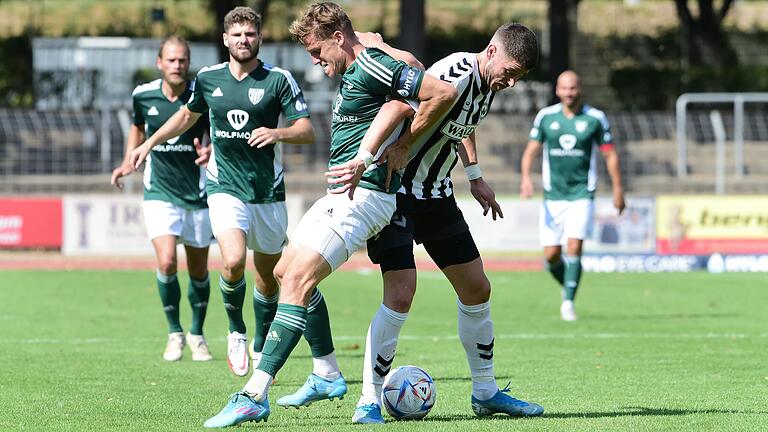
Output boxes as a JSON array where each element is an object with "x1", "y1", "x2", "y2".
[
  {"x1": 276, "y1": 373, "x2": 347, "y2": 408},
  {"x1": 471, "y1": 384, "x2": 544, "y2": 417},
  {"x1": 352, "y1": 403, "x2": 385, "y2": 424},
  {"x1": 204, "y1": 392, "x2": 270, "y2": 428}
]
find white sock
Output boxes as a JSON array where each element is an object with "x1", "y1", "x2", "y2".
[
  {"x1": 457, "y1": 300, "x2": 498, "y2": 401},
  {"x1": 313, "y1": 351, "x2": 341, "y2": 381},
  {"x1": 242, "y1": 369, "x2": 273, "y2": 402},
  {"x1": 359, "y1": 304, "x2": 408, "y2": 406}
]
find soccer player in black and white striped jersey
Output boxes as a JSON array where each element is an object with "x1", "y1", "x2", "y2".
[{"x1": 348, "y1": 24, "x2": 544, "y2": 423}]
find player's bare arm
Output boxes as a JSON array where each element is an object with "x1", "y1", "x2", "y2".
[
  {"x1": 408, "y1": 75, "x2": 457, "y2": 138},
  {"x1": 519, "y1": 139, "x2": 542, "y2": 198},
  {"x1": 129, "y1": 105, "x2": 202, "y2": 169},
  {"x1": 111, "y1": 124, "x2": 146, "y2": 189},
  {"x1": 355, "y1": 31, "x2": 424, "y2": 69},
  {"x1": 326, "y1": 99, "x2": 414, "y2": 198},
  {"x1": 602, "y1": 146, "x2": 626, "y2": 214},
  {"x1": 247, "y1": 117, "x2": 315, "y2": 148},
  {"x1": 459, "y1": 132, "x2": 503, "y2": 220}
]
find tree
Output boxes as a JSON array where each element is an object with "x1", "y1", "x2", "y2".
[
  {"x1": 674, "y1": 0, "x2": 738, "y2": 73},
  {"x1": 548, "y1": 0, "x2": 580, "y2": 102}
]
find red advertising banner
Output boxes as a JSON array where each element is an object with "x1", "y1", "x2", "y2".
[{"x1": 0, "y1": 197, "x2": 62, "y2": 248}]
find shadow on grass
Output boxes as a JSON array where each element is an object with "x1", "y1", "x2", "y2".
[{"x1": 544, "y1": 406, "x2": 767, "y2": 419}]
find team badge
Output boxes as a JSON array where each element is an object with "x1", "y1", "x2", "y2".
[
  {"x1": 575, "y1": 120, "x2": 587, "y2": 133},
  {"x1": 558, "y1": 134, "x2": 577, "y2": 150},
  {"x1": 249, "y1": 88, "x2": 264, "y2": 105},
  {"x1": 227, "y1": 109, "x2": 249, "y2": 131}
]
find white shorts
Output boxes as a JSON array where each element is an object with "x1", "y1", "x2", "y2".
[
  {"x1": 539, "y1": 199, "x2": 594, "y2": 246},
  {"x1": 291, "y1": 188, "x2": 396, "y2": 271},
  {"x1": 142, "y1": 200, "x2": 213, "y2": 248},
  {"x1": 207, "y1": 193, "x2": 288, "y2": 254}
]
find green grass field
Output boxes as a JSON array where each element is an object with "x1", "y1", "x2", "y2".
[{"x1": 1, "y1": 269, "x2": 766, "y2": 431}]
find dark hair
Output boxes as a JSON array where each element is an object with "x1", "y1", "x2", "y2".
[
  {"x1": 158, "y1": 35, "x2": 190, "y2": 59},
  {"x1": 494, "y1": 23, "x2": 539, "y2": 71},
  {"x1": 224, "y1": 6, "x2": 262, "y2": 33},
  {"x1": 289, "y1": 2, "x2": 354, "y2": 44}
]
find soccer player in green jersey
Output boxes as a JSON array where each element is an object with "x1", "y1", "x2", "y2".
[
  {"x1": 111, "y1": 36, "x2": 213, "y2": 362},
  {"x1": 130, "y1": 7, "x2": 315, "y2": 376},
  {"x1": 520, "y1": 70, "x2": 626, "y2": 321},
  {"x1": 203, "y1": 2, "x2": 457, "y2": 428}
]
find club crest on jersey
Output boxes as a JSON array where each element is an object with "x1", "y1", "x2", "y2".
[
  {"x1": 227, "y1": 109, "x2": 249, "y2": 131},
  {"x1": 558, "y1": 134, "x2": 577, "y2": 150},
  {"x1": 575, "y1": 120, "x2": 588, "y2": 133},
  {"x1": 249, "y1": 88, "x2": 264, "y2": 105}
]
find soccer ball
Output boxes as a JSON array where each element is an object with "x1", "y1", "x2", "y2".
[{"x1": 381, "y1": 365, "x2": 436, "y2": 420}]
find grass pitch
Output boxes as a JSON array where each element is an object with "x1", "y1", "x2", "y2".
[{"x1": 0, "y1": 269, "x2": 766, "y2": 431}]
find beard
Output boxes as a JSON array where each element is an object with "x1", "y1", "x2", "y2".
[{"x1": 229, "y1": 44, "x2": 259, "y2": 63}]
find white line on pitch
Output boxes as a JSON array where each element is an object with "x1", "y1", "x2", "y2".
[{"x1": 3, "y1": 333, "x2": 767, "y2": 345}]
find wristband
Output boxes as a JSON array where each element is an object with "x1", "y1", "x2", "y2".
[
  {"x1": 464, "y1": 164, "x2": 483, "y2": 181},
  {"x1": 357, "y1": 148, "x2": 375, "y2": 168}
]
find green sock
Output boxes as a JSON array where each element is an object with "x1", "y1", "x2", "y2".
[
  {"x1": 188, "y1": 274, "x2": 210, "y2": 336},
  {"x1": 157, "y1": 270, "x2": 182, "y2": 333},
  {"x1": 304, "y1": 288, "x2": 335, "y2": 357},
  {"x1": 252, "y1": 288, "x2": 279, "y2": 353},
  {"x1": 257, "y1": 303, "x2": 307, "y2": 377},
  {"x1": 546, "y1": 258, "x2": 565, "y2": 286},
  {"x1": 564, "y1": 255, "x2": 583, "y2": 301},
  {"x1": 220, "y1": 275, "x2": 247, "y2": 334}
]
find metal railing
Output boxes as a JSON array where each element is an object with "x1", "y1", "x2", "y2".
[{"x1": 676, "y1": 92, "x2": 768, "y2": 179}]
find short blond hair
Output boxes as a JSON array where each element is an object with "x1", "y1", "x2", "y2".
[
  {"x1": 289, "y1": 2, "x2": 354, "y2": 45},
  {"x1": 158, "y1": 35, "x2": 189, "y2": 59},
  {"x1": 223, "y1": 6, "x2": 262, "y2": 33}
]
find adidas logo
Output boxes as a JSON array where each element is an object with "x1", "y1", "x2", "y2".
[
  {"x1": 324, "y1": 207, "x2": 334, "y2": 217},
  {"x1": 266, "y1": 330, "x2": 281, "y2": 343},
  {"x1": 212, "y1": 87, "x2": 223, "y2": 97},
  {"x1": 147, "y1": 106, "x2": 159, "y2": 116}
]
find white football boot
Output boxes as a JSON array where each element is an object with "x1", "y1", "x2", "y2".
[
  {"x1": 163, "y1": 332, "x2": 185, "y2": 361},
  {"x1": 560, "y1": 300, "x2": 577, "y2": 321},
  {"x1": 227, "y1": 332, "x2": 249, "y2": 376},
  {"x1": 187, "y1": 333, "x2": 213, "y2": 361}
]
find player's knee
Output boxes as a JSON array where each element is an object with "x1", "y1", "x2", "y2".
[
  {"x1": 157, "y1": 255, "x2": 177, "y2": 275},
  {"x1": 458, "y1": 274, "x2": 491, "y2": 304},
  {"x1": 221, "y1": 255, "x2": 245, "y2": 276},
  {"x1": 279, "y1": 268, "x2": 314, "y2": 305},
  {"x1": 272, "y1": 265, "x2": 284, "y2": 285},
  {"x1": 384, "y1": 280, "x2": 416, "y2": 312}
]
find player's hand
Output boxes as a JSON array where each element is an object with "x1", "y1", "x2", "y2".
[
  {"x1": 519, "y1": 176, "x2": 534, "y2": 199},
  {"x1": 614, "y1": 188, "x2": 626, "y2": 215},
  {"x1": 325, "y1": 159, "x2": 367, "y2": 200},
  {"x1": 248, "y1": 127, "x2": 280, "y2": 148},
  {"x1": 110, "y1": 162, "x2": 135, "y2": 190},
  {"x1": 355, "y1": 31, "x2": 384, "y2": 48},
  {"x1": 377, "y1": 142, "x2": 409, "y2": 190},
  {"x1": 129, "y1": 143, "x2": 152, "y2": 170},
  {"x1": 470, "y1": 178, "x2": 503, "y2": 220},
  {"x1": 193, "y1": 137, "x2": 211, "y2": 166}
]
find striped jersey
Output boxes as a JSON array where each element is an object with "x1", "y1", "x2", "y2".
[
  {"x1": 400, "y1": 52, "x2": 493, "y2": 199},
  {"x1": 187, "y1": 61, "x2": 309, "y2": 204},
  {"x1": 529, "y1": 103, "x2": 613, "y2": 200},
  {"x1": 132, "y1": 79, "x2": 208, "y2": 209}
]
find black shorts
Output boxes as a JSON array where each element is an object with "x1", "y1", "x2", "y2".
[{"x1": 367, "y1": 194, "x2": 479, "y2": 269}]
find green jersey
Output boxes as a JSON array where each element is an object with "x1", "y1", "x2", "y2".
[
  {"x1": 529, "y1": 103, "x2": 613, "y2": 201},
  {"x1": 187, "y1": 61, "x2": 310, "y2": 204},
  {"x1": 330, "y1": 48, "x2": 425, "y2": 193},
  {"x1": 132, "y1": 79, "x2": 208, "y2": 209}
]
